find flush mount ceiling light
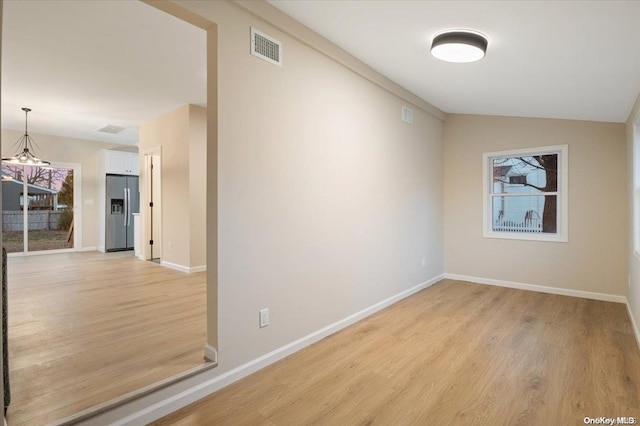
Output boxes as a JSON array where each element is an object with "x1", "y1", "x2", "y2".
[
  {"x1": 431, "y1": 30, "x2": 488, "y2": 63},
  {"x1": 2, "y1": 107, "x2": 50, "y2": 166}
]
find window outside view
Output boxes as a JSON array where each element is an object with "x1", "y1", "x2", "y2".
[
  {"x1": 2, "y1": 164, "x2": 74, "y2": 253},
  {"x1": 491, "y1": 154, "x2": 558, "y2": 234}
]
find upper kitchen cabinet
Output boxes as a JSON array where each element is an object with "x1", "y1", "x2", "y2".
[{"x1": 98, "y1": 150, "x2": 139, "y2": 175}]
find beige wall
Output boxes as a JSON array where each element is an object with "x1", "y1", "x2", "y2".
[
  {"x1": 138, "y1": 103, "x2": 207, "y2": 269},
  {"x1": 189, "y1": 104, "x2": 207, "y2": 268},
  {"x1": 178, "y1": 0, "x2": 444, "y2": 372},
  {"x1": 627, "y1": 93, "x2": 640, "y2": 334},
  {"x1": 139, "y1": 105, "x2": 189, "y2": 267},
  {"x1": 444, "y1": 114, "x2": 627, "y2": 296},
  {"x1": 1, "y1": 128, "x2": 122, "y2": 249}
]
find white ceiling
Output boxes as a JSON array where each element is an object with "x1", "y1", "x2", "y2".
[
  {"x1": 268, "y1": 0, "x2": 640, "y2": 123},
  {"x1": 2, "y1": 0, "x2": 639, "y2": 147},
  {"x1": 1, "y1": 0, "x2": 206, "y2": 145}
]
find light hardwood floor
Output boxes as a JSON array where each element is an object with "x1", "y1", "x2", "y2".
[
  {"x1": 155, "y1": 279, "x2": 640, "y2": 425},
  {"x1": 6, "y1": 251, "x2": 207, "y2": 426}
]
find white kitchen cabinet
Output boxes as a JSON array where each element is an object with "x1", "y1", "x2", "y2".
[{"x1": 102, "y1": 150, "x2": 139, "y2": 175}]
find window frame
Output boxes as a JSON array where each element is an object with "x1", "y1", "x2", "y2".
[
  {"x1": 634, "y1": 125, "x2": 640, "y2": 258},
  {"x1": 482, "y1": 144, "x2": 569, "y2": 242}
]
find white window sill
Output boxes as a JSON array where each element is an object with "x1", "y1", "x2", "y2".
[{"x1": 483, "y1": 231, "x2": 568, "y2": 243}]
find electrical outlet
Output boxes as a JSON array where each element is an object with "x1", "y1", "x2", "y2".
[
  {"x1": 421, "y1": 257, "x2": 426, "y2": 268},
  {"x1": 259, "y1": 308, "x2": 269, "y2": 328},
  {"x1": 168, "y1": 241, "x2": 172, "y2": 251}
]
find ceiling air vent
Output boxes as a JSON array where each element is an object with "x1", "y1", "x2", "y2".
[
  {"x1": 402, "y1": 106, "x2": 413, "y2": 124},
  {"x1": 98, "y1": 124, "x2": 126, "y2": 134},
  {"x1": 251, "y1": 27, "x2": 282, "y2": 66}
]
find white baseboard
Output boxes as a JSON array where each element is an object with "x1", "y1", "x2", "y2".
[
  {"x1": 160, "y1": 261, "x2": 189, "y2": 273},
  {"x1": 90, "y1": 273, "x2": 445, "y2": 425},
  {"x1": 7, "y1": 248, "x2": 76, "y2": 257},
  {"x1": 203, "y1": 344, "x2": 218, "y2": 363},
  {"x1": 160, "y1": 261, "x2": 206, "y2": 274},
  {"x1": 444, "y1": 273, "x2": 627, "y2": 304},
  {"x1": 97, "y1": 245, "x2": 105, "y2": 253},
  {"x1": 627, "y1": 301, "x2": 640, "y2": 351},
  {"x1": 80, "y1": 246, "x2": 97, "y2": 252}
]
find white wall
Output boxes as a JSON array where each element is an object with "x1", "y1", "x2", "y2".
[
  {"x1": 444, "y1": 114, "x2": 627, "y2": 296},
  {"x1": 627, "y1": 92, "x2": 640, "y2": 341},
  {"x1": 178, "y1": 0, "x2": 444, "y2": 372},
  {"x1": 1, "y1": 129, "x2": 123, "y2": 250}
]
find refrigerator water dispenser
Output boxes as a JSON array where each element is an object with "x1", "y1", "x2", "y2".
[{"x1": 111, "y1": 199, "x2": 124, "y2": 214}]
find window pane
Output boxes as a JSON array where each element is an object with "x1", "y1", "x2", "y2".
[
  {"x1": 27, "y1": 166, "x2": 74, "y2": 252},
  {"x1": 492, "y1": 154, "x2": 558, "y2": 194},
  {"x1": 2, "y1": 165, "x2": 74, "y2": 252},
  {"x1": 492, "y1": 194, "x2": 557, "y2": 233},
  {"x1": 2, "y1": 165, "x2": 25, "y2": 253}
]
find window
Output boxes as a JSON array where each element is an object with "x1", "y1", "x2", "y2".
[
  {"x1": 2, "y1": 164, "x2": 77, "y2": 253},
  {"x1": 483, "y1": 145, "x2": 568, "y2": 242}
]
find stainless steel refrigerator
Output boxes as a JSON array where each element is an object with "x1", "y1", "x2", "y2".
[{"x1": 106, "y1": 174, "x2": 139, "y2": 251}]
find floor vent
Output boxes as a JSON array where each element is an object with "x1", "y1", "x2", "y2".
[
  {"x1": 251, "y1": 27, "x2": 282, "y2": 66},
  {"x1": 402, "y1": 105, "x2": 413, "y2": 124}
]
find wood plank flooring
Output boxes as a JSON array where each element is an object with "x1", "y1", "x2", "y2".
[
  {"x1": 5, "y1": 251, "x2": 207, "y2": 426},
  {"x1": 154, "y1": 279, "x2": 640, "y2": 426}
]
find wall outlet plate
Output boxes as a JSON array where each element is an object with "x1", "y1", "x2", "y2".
[{"x1": 259, "y1": 308, "x2": 269, "y2": 328}]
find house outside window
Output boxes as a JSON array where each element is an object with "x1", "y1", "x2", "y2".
[{"x1": 483, "y1": 145, "x2": 568, "y2": 242}]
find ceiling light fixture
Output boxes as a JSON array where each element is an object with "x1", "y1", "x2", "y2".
[
  {"x1": 2, "y1": 107, "x2": 50, "y2": 166},
  {"x1": 431, "y1": 30, "x2": 488, "y2": 63}
]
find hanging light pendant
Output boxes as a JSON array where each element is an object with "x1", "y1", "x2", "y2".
[
  {"x1": 431, "y1": 30, "x2": 488, "y2": 63},
  {"x1": 2, "y1": 107, "x2": 50, "y2": 166}
]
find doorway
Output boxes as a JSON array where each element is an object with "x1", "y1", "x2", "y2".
[
  {"x1": 0, "y1": 1, "x2": 217, "y2": 424},
  {"x1": 146, "y1": 152, "x2": 162, "y2": 262}
]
